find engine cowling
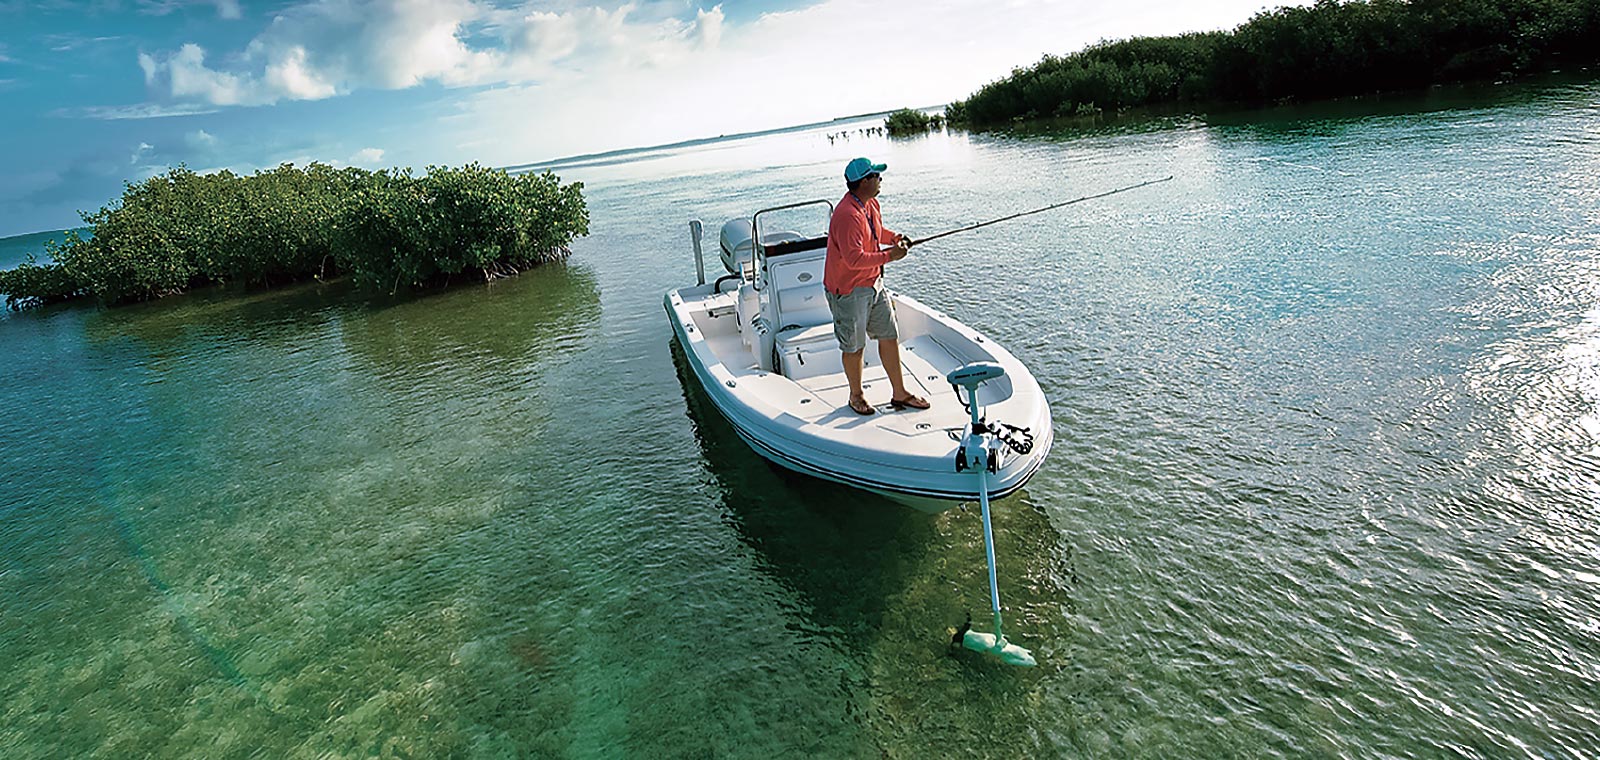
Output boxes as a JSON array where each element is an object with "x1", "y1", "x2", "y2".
[{"x1": 719, "y1": 219, "x2": 753, "y2": 275}]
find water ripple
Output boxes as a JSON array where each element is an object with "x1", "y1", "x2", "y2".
[{"x1": 7, "y1": 79, "x2": 1600, "y2": 757}]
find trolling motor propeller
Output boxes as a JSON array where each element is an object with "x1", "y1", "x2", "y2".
[
  {"x1": 947, "y1": 362, "x2": 1037, "y2": 667},
  {"x1": 949, "y1": 611, "x2": 973, "y2": 655}
]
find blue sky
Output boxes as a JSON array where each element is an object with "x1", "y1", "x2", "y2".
[{"x1": 0, "y1": 0, "x2": 1291, "y2": 237}]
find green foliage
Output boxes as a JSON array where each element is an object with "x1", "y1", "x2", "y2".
[
  {"x1": 0, "y1": 252, "x2": 84, "y2": 310},
  {"x1": 0, "y1": 162, "x2": 588, "y2": 308},
  {"x1": 947, "y1": 0, "x2": 1600, "y2": 127},
  {"x1": 331, "y1": 164, "x2": 588, "y2": 292},
  {"x1": 885, "y1": 108, "x2": 939, "y2": 136}
]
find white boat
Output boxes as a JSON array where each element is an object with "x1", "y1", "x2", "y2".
[{"x1": 664, "y1": 199, "x2": 1053, "y2": 513}]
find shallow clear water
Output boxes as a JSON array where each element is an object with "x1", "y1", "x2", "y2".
[{"x1": 4, "y1": 80, "x2": 1600, "y2": 757}]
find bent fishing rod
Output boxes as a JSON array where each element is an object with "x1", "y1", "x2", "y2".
[{"x1": 907, "y1": 175, "x2": 1174, "y2": 248}]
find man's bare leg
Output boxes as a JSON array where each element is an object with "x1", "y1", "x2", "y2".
[
  {"x1": 843, "y1": 349, "x2": 866, "y2": 405},
  {"x1": 879, "y1": 339, "x2": 908, "y2": 399},
  {"x1": 880, "y1": 338, "x2": 930, "y2": 407}
]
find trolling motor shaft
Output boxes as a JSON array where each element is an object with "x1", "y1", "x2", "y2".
[{"x1": 948, "y1": 362, "x2": 1037, "y2": 667}]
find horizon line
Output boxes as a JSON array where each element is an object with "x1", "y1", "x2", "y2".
[{"x1": 501, "y1": 103, "x2": 946, "y2": 173}]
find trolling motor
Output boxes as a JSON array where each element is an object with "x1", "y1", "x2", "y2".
[{"x1": 948, "y1": 361, "x2": 1037, "y2": 667}]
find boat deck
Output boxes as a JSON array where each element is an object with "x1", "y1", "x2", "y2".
[{"x1": 694, "y1": 303, "x2": 983, "y2": 440}]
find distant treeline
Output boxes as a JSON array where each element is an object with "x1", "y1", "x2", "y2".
[
  {"x1": 0, "y1": 162, "x2": 588, "y2": 309},
  {"x1": 947, "y1": 0, "x2": 1600, "y2": 125}
]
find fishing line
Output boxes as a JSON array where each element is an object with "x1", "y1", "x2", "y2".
[{"x1": 908, "y1": 175, "x2": 1175, "y2": 248}]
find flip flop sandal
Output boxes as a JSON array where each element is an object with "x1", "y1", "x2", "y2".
[
  {"x1": 849, "y1": 397, "x2": 876, "y2": 415},
  {"x1": 890, "y1": 394, "x2": 931, "y2": 410}
]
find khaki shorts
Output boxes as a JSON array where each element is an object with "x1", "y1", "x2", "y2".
[{"x1": 826, "y1": 283, "x2": 898, "y2": 354}]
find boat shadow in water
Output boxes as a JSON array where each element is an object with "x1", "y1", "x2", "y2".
[
  {"x1": 668, "y1": 339, "x2": 1074, "y2": 660},
  {"x1": 668, "y1": 338, "x2": 946, "y2": 630}
]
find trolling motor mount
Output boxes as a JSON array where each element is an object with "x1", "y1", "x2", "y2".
[
  {"x1": 953, "y1": 433, "x2": 1000, "y2": 474},
  {"x1": 949, "y1": 362, "x2": 1006, "y2": 474}
]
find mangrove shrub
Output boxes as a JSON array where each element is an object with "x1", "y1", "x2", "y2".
[
  {"x1": 948, "y1": 0, "x2": 1600, "y2": 127},
  {"x1": 884, "y1": 108, "x2": 944, "y2": 136},
  {"x1": 0, "y1": 162, "x2": 588, "y2": 309}
]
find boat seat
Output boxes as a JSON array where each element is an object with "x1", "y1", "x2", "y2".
[
  {"x1": 765, "y1": 251, "x2": 842, "y2": 378},
  {"x1": 767, "y1": 251, "x2": 832, "y2": 332}
]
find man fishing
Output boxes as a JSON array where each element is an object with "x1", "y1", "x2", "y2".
[{"x1": 823, "y1": 156, "x2": 931, "y2": 416}]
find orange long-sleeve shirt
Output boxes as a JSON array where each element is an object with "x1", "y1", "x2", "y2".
[{"x1": 824, "y1": 192, "x2": 900, "y2": 295}]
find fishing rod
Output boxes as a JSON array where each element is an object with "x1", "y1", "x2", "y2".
[{"x1": 907, "y1": 175, "x2": 1174, "y2": 248}]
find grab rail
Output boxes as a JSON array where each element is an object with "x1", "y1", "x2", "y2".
[{"x1": 752, "y1": 199, "x2": 832, "y2": 291}]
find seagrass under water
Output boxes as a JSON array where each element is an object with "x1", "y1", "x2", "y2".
[{"x1": 3, "y1": 79, "x2": 1599, "y2": 757}]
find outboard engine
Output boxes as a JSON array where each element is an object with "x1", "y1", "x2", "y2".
[{"x1": 719, "y1": 219, "x2": 754, "y2": 276}]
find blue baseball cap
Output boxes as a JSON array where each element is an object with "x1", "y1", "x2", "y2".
[{"x1": 844, "y1": 157, "x2": 887, "y2": 182}]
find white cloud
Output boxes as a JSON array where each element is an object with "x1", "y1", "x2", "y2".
[
  {"x1": 139, "y1": 0, "x2": 726, "y2": 106},
  {"x1": 695, "y1": 6, "x2": 723, "y2": 49},
  {"x1": 263, "y1": 45, "x2": 338, "y2": 99},
  {"x1": 136, "y1": 0, "x2": 245, "y2": 19},
  {"x1": 68, "y1": 103, "x2": 223, "y2": 120},
  {"x1": 513, "y1": 10, "x2": 582, "y2": 65},
  {"x1": 247, "y1": 0, "x2": 496, "y2": 90},
  {"x1": 46, "y1": 34, "x2": 123, "y2": 53},
  {"x1": 131, "y1": 142, "x2": 155, "y2": 164},
  {"x1": 160, "y1": 43, "x2": 251, "y2": 104},
  {"x1": 138, "y1": 51, "x2": 159, "y2": 82},
  {"x1": 351, "y1": 147, "x2": 385, "y2": 165},
  {"x1": 186, "y1": 129, "x2": 219, "y2": 150}
]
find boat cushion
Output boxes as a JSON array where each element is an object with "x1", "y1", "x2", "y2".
[
  {"x1": 775, "y1": 324, "x2": 842, "y2": 380},
  {"x1": 775, "y1": 323, "x2": 834, "y2": 347}
]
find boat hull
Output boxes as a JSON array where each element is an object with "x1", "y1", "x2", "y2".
[{"x1": 665, "y1": 282, "x2": 1052, "y2": 513}]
